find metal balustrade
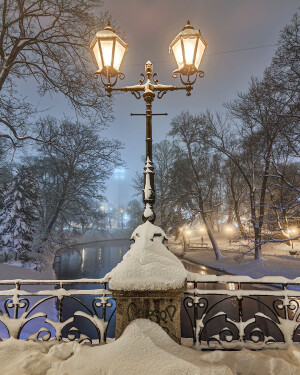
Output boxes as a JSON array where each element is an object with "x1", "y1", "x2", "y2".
[
  {"x1": 1, "y1": 275, "x2": 300, "y2": 350},
  {"x1": 183, "y1": 274, "x2": 300, "y2": 349},
  {"x1": 0, "y1": 279, "x2": 115, "y2": 344}
]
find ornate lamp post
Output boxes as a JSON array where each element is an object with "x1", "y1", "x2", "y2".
[{"x1": 90, "y1": 21, "x2": 207, "y2": 224}]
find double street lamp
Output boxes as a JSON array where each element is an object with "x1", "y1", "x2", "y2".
[{"x1": 90, "y1": 21, "x2": 207, "y2": 224}]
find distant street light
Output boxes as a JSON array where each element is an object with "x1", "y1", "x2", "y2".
[
  {"x1": 114, "y1": 167, "x2": 125, "y2": 180},
  {"x1": 225, "y1": 225, "x2": 234, "y2": 245},
  {"x1": 91, "y1": 21, "x2": 206, "y2": 224},
  {"x1": 185, "y1": 229, "x2": 192, "y2": 237},
  {"x1": 199, "y1": 226, "x2": 206, "y2": 234},
  {"x1": 287, "y1": 227, "x2": 298, "y2": 250},
  {"x1": 120, "y1": 208, "x2": 124, "y2": 229}
]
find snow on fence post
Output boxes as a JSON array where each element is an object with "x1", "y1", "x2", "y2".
[{"x1": 107, "y1": 221, "x2": 187, "y2": 343}]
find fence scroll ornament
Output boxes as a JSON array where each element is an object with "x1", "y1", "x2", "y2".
[
  {"x1": 0, "y1": 279, "x2": 115, "y2": 344},
  {"x1": 183, "y1": 275, "x2": 300, "y2": 349}
]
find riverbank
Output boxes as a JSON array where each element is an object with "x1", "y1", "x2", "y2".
[
  {"x1": 0, "y1": 252, "x2": 56, "y2": 281},
  {"x1": 169, "y1": 240, "x2": 300, "y2": 279}
]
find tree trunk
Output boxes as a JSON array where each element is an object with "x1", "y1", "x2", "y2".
[
  {"x1": 182, "y1": 232, "x2": 188, "y2": 252},
  {"x1": 250, "y1": 191, "x2": 262, "y2": 260},
  {"x1": 202, "y1": 212, "x2": 223, "y2": 260},
  {"x1": 253, "y1": 225, "x2": 262, "y2": 260},
  {"x1": 234, "y1": 200, "x2": 247, "y2": 238},
  {"x1": 41, "y1": 179, "x2": 70, "y2": 242}
]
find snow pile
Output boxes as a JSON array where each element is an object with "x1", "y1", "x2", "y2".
[
  {"x1": 199, "y1": 345, "x2": 300, "y2": 375},
  {"x1": 1, "y1": 319, "x2": 300, "y2": 375},
  {"x1": 108, "y1": 221, "x2": 187, "y2": 290},
  {"x1": 0, "y1": 320, "x2": 229, "y2": 375}
]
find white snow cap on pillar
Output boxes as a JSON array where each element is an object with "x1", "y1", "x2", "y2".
[{"x1": 108, "y1": 221, "x2": 187, "y2": 291}]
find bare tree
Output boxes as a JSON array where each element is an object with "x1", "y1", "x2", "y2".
[
  {"x1": 203, "y1": 71, "x2": 296, "y2": 260},
  {"x1": 152, "y1": 140, "x2": 180, "y2": 231},
  {"x1": 0, "y1": 0, "x2": 112, "y2": 147},
  {"x1": 265, "y1": 12, "x2": 300, "y2": 157},
  {"x1": 26, "y1": 118, "x2": 122, "y2": 247},
  {"x1": 222, "y1": 158, "x2": 248, "y2": 237},
  {"x1": 170, "y1": 111, "x2": 223, "y2": 261}
]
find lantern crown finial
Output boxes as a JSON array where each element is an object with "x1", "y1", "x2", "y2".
[
  {"x1": 182, "y1": 20, "x2": 194, "y2": 31},
  {"x1": 104, "y1": 21, "x2": 115, "y2": 33}
]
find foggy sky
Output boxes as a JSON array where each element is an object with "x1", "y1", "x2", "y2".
[
  {"x1": 20, "y1": 0, "x2": 299, "y2": 209},
  {"x1": 101, "y1": 0, "x2": 298, "y2": 209}
]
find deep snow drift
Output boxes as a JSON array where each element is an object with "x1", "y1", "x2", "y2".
[
  {"x1": 1, "y1": 319, "x2": 300, "y2": 375},
  {"x1": 108, "y1": 221, "x2": 187, "y2": 290}
]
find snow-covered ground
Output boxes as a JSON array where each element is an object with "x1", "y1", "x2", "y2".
[
  {"x1": 169, "y1": 232, "x2": 300, "y2": 279},
  {"x1": 0, "y1": 254, "x2": 56, "y2": 281},
  {"x1": 1, "y1": 319, "x2": 300, "y2": 375}
]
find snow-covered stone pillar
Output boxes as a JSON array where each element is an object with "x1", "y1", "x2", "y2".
[{"x1": 108, "y1": 221, "x2": 187, "y2": 343}]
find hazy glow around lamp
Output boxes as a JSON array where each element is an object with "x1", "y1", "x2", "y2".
[
  {"x1": 90, "y1": 22, "x2": 128, "y2": 77},
  {"x1": 169, "y1": 20, "x2": 207, "y2": 76}
]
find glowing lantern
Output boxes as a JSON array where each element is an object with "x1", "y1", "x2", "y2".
[
  {"x1": 170, "y1": 21, "x2": 207, "y2": 75},
  {"x1": 90, "y1": 22, "x2": 128, "y2": 77}
]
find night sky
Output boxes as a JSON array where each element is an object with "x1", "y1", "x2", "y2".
[{"x1": 21, "y1": 0, "x2": 300, "y2": 209}]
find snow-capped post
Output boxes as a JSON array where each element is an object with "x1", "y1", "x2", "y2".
[
  {"x1": 91, "y1": 21, "x2": 207, "y2": 341},
  {"x1": 107, "y1": 221, "x2": 187, "y2": 343}
]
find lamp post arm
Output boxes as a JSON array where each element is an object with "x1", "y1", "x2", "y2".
[
  {"x1": 107, "y1": 84, "x2": 145, "y2": 99},
  {"x1": 108, "y1": 83, "x2": 192, "y2": 99},
  {"x1": 152, "y1": 83, "x2": 192, "y2": 98},
  {"x1": 110, "y1": 84, "x2": 145, "y2": 92},
  {"x1": 153, "y1": 84, "x2": 189, "y2": 92}
]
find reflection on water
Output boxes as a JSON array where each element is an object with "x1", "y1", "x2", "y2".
[
  {"x1": 54, "y1": 240, "x2": 131, "y2": 279},
  {"x1": 181, "y1": 259, "x2": 224, "y2": 276}
]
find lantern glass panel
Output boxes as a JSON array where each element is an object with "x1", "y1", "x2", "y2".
[
  {"x1": 172, "y1": 39, "x2": 184, "y2": 69},
  {"x1": 182, "y1": 37, "x2": 197, "y2": 65},
  {"x1": 100, "y1": 40, "x2": 114, "y2": 67},
  {"x1": 114, "y1": 40, "x2": 126, "y2": 71},
  {"x1": 194, "y1": 38, "x2": 206, "y2": 69},
  {"x1": 93, "y1": 40, "x2": 103, "y2": 71}
]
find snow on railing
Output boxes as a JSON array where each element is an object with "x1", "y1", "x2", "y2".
[
  {"x1": 184, "y1": 272, "x2": 300, "y2": 350},
  {"x1": 2, "y1": 274, "x2": 300, "y2": 350},
  {"x1": 0, "y1": 278, "x2": 115, "y2": 344}
]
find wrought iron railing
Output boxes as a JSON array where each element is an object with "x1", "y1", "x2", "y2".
[
  {"x1": 183, "y1": 274, "x2": 300, "y2": 350},
  {"x1": 2, "y1": 274, "x2": 300, "y2": 350},
  {"x1": 0, "y1": 278, "x2": 115, "y2": 344}
]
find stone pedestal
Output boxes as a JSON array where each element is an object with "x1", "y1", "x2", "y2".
[{"x1": 112, "y1": 287, "x2": 185, "y2": 344}]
